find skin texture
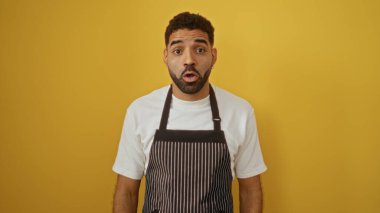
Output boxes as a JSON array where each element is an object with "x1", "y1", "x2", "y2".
[
  {"x1": 163, "y1": 29, "x2": 217, "y2": 101},
  {"x1": 113, "y1": 29, "x2": 263, "y2": 213},
  {"x1": 113, "y1": 175, "x2": 141, "y2": 213},
  {"x1": 239, "y1": 175, "x2": 264, "y2": 213}
]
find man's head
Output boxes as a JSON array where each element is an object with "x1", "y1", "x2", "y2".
[
  {"x1": 165, "y1": 12, "x2": 214, "y2": 47},
  {"x1": 163, "y1": 12, "x2": 217, "y2": 96}
]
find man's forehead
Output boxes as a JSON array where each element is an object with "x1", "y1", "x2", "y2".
[{"x1": 168, "y1": 29, "x2": 210, "y2": 45}]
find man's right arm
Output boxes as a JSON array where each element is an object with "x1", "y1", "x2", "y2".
[{"x1": 113, "y1": 174, "x2": 141, "y2": 213}]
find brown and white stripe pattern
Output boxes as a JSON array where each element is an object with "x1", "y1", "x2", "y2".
[
  {"x1": 143, "y1": 131, "x2": 233, "y2": 213},
  {"x1": 143, "y1": 85, "x2": 233, "y2": 213}
]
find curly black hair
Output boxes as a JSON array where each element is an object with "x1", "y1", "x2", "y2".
[{"x1": 165, "y1": 12, "x2": 215, "y2": 46}]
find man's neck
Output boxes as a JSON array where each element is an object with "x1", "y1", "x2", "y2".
[{"x1": 171, "y1": 82, "x2": 210, "y2": 101}]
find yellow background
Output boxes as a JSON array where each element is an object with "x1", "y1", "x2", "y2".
[{"x1": 1, "y1": 0, "x2": 379, "y2": 212}]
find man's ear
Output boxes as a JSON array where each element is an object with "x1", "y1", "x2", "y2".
[
  {"x1": 163, "y1": 48, "x2": 168, "y2": 65},
  {"x1": 211, "y1": 47, "x2": 217, "y2": 66}
]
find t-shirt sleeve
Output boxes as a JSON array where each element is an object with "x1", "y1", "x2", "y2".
[
  {"x1": 234, "y1": 109, "x2": 267, "y2": 178},
  {"x1": 112, "y1": 107, "x2": 145, "y2": 180}
]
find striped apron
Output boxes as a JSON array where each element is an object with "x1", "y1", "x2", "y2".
[{"x1": 143, "y1": 85, "x2": 233, "y2": 213}]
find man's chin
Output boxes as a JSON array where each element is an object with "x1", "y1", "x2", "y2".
[
  {"x1": 179, "y1": 82, "x2": 207, "y2": 94},
  {"x1": 181, "y1": 86, "x2": 199, "y2": 94},
  {"x1": 169, "y1": 70, "x2": 211, "y2": 95}
]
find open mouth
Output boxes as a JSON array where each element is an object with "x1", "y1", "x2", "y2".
[{"x1": 182, "y1": 72, "x2": 200, "y2": 83}]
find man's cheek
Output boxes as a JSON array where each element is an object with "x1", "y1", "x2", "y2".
[
  {"x1": 169, "y1": 68, "x2": 181, "y2": 78},
  {"x1": 170, "y1": 67, "x2": 182, "y2": 76}
]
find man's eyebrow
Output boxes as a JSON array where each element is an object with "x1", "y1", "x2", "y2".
[
  {"x1": 169, "y1": 38, "x2": 209, "y2": 47},
  {"x1": 169, "y1": 40, "x2": 183, "y2": 47},
  {"x1": 194, "y1": 38, "x2": 208, "y2": 45}
]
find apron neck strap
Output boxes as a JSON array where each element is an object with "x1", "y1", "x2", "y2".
[{"x1": 159, "y1": 84, "x2": 222, "y2": 131}]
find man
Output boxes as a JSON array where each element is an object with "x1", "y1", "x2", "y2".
[{"x1": 113, "y1": 12, "x2": 267, "y2": 213}]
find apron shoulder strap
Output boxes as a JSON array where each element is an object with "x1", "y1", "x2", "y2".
[
  {"x1": 159, "y1": 86, "x2": 173, "y2": 130},
  {"x1": 209, "y1": 85, "x2": 221, "y2": 131}
]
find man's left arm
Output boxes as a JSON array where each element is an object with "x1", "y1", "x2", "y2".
[{"x1": 238, "y1": 175, "x2": 263, "y2": 213}]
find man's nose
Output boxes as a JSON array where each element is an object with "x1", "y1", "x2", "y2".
[{"x1": 183, "y1": 49, "x2": 196, "y2": 66}]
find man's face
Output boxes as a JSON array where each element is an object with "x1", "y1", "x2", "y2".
[{"x1": 164, "y1": 29, "x2": 217, "y2": 94}]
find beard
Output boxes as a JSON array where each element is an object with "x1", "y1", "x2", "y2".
[{"x1": 168, "y1": 64, "x2": 212, "y2": 94}]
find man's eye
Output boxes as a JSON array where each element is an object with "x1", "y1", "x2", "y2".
[
  {"x1": 196, "y1": 47, "x2": 206, "y2": 54},
  {"x1": 173, "y1": 49, "x2": 182, "y2": 55}
]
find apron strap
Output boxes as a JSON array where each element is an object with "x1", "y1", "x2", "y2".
[
  {"x1": 159, "y1": 84, "x2": 222, "y2": 131},
  {"x1": 159, "y1": 85, "x2": 173, "y2": 130},
  {"x1": 209, "y1": 85, "x2": 222, "y2": 131}
]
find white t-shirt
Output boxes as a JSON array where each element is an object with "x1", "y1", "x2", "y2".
[{"x1": 113, "y1": 84, "x2": 267, "y2": 179}]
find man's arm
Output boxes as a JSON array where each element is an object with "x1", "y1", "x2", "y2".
[
  {"x1": 113, "y1": 174, "x2": 141, "y2": 213},
  {"x1": 238, "y1": 175, "x2": 263, "y2": 213}
]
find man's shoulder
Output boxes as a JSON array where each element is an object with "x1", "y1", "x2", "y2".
[
  {"x1": 213, "y1": 84, "x2": 254, "y2": 113},
  {"x1": 128, "y1": 85, "x2": 169, "y2": 112}
]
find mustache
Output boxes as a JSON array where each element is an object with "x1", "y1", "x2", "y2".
[{"x1": 180, "y1": 65, "x2": 201, "y2": 77}]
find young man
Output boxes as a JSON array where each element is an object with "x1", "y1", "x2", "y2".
[{"x1": 113, "y1": 12, "x2": 267, "y2": 213}]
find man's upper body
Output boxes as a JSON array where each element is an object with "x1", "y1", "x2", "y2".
[
  {"x1": 113, "y1": 84, "x2": 267, "y2": 180},
  {"x1": 113, "y1": 12, "x2": 267, "y2": 213}
]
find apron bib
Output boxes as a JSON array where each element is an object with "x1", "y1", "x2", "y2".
[{"x1": 143, "y1": 85, "x2": 233, "y2": 213}]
